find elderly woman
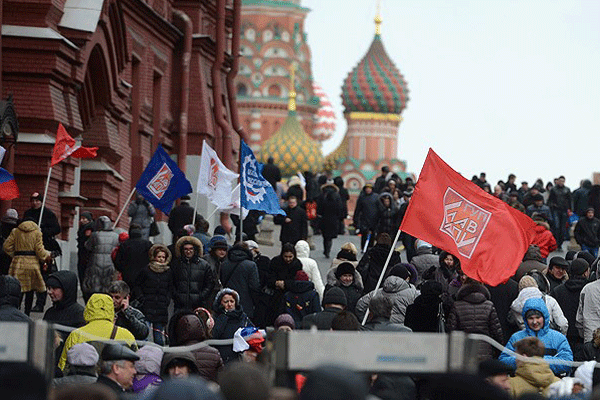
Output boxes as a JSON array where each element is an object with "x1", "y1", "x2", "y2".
[{"x1": 212, "y1": 288, "x2": 253, "y2": 364}]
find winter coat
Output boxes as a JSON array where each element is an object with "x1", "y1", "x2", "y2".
[
  {"x1": 509, "y1": 358, "x2": 561, "y2": 398},
  {"x1": 114, "y1": 230, "x2": 152, "y2": 296},
  {"x1": 53, "y1": 366, "x2": 98, "y2": 387},
  {"x1": 526, "y1": 204, "x2": 554, "y2": 224},
  {"x1": 23, "y1": 206, "x2": 61, "y2": 253},
  {"x1": 115, "y1": 305, "x2": 149, "y2": 340},
  {"x1": 375, "y1": 192, "x2": 399, "y2": 236},
  {"x1": 551, "y1": 277, "x2": 588, "y2": 343},
  {"x1": 355, "y1": 276, "x2": 419, "y2": 324},
  {"x1": 575, "y1": 342, "x2": 600, "y2": 362},
  {"x1": 447, "y1": 284, "x2": 504, "y2": 359},
  {"x1": 168, "y1": 201, "x2": 195, "y2": 235},
  {"x1": 361, "y1": 317, "x2": 412, "y2": 332},
  {"x1": 274, "y1": 205, "x2": 307, "y2": 245},
  {"x1": 127, "y1": 199, "x2": 155, "y2": 240},
  {"x1": 531, "y1": 222, "x2": 557, "y2": 259},
  {"x1": 574, "y1": 216, "x2": 600, "y2": 247},
  {"x1": 219, "y1": 244, "x2": 261, "y2": 319},
  {"x1": 499, "y1": 297, "x2": 573, "y2": 375},
  {"x1": 317, "y1": 183, "x2": 342, "y2": 240},
  {"x1": 576, "y1": 278, "x2": 600, "y2": 342},
  {"x1": 169, "y1": 313, "x2": 223, "y2": 382},
  {"x1": 3, "y1": 220, "x2": 50, "y2": 292},
  {"x1": 261, "y1": 162, "x2": 281, "y2": 191},
  {"x1": 486, "y1": 279, "x2": 519, "y2": 343},
  {"x1": 353, "y1": 188, "x2": 379, "y2": 231},
  {"x1": 43, "y1": 271, "x2": 85, "y2": 334},
  {"x1": 83, "y1": 217, "x2": 118, "y2": 298},
  {"x1": 295, "y1": 240, "x2": 325, "y2": 299},
  {"x1": 137, "y1": 244, "x2": 174, "y2": 324},
  {"x1": 212, "y1": 290, "x2": 253, "y2": 364},
  {"x1": 58, "y1": 293, "x2": 136, "y2": 370},
  {"x1": 509, "y1": 287, "x2": 568, "y2": 335},
  {"x1": 410, "y1": 247, "x2": 440, "y2": 281},
  {"x1": 404, "y1": 293, "x2": 442, "y2": 333},
  {"x1": 266, "y1": 255, "x2": 303, "y2": 323},
  {"x1": 284, "y1": 280, "x2": 321, "y2": 326},
  {"x1": 325, "y1": 276, "x2": 363, "y2": 316},
  {"x1": 514, "y1": 246, "x2": 547, "y2": 282},
  {"x1": 301, "y1": 307, "x2": 343, "y2": 330},
  {"x1": 172, "y1": 236, "x2": 215, "y2": 313},
  {"x1": 357, "y1": 243, "x2": 401, "y2": 294},
  {"x1": 0, "y1": 275, "x2": 31, "y2": 322},
  {"x1": 76, "y1": 220, "x2": 93, "y2": 271}
]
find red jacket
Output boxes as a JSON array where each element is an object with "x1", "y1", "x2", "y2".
[{"x1": 531, "y1": 223, "x2": 557, "y2": 258}]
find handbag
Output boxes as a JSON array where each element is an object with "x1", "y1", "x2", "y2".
[
  {"x1": 436, "y1": 302, "x2": 446, "y2": 333},
  {"x1": 149, "y1": 219, "x2": 160, "y2": 236}
]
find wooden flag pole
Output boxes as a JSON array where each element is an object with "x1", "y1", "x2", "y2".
[
  {"x1": 113, "y1": 188, "x2": 136, "y2": 230},
  {"x1": 38, "y1": 166, "x2": 53, "y2": 226},
  {"x1": 361, "y1": 227, "x2": 403, "y2": 325}
]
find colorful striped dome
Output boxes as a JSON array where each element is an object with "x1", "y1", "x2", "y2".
[
  {"x1": 311, "y1": 83, "x2": 336, "y2": 142},
  {"x1": 341, "y1": 33, "x2": 409, "y2": 114}
]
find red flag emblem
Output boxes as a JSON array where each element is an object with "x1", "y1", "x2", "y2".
[{"x1": 147, "y1": 163, "x2": 173, "y2": 199}]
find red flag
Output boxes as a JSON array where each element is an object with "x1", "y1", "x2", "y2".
[
  {"x1": 400, "y1": 149, "x2": 537, "y2": 286},
  {"x1": 51, "y1": 123, "x2": 98, "y2": 166}
]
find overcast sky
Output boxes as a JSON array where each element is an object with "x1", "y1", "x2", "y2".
[{"x1": 303, "y1": 0, "x2": 600, "y2": 188}]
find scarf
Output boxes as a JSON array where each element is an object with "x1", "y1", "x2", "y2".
[{"x1": 149, "y1": 261, "x2": 170, "y2": 273}]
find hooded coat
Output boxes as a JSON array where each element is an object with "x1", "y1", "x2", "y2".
[
  {"x1": 499, "y1": 297, "x2": 573, "y2": 375},
  {"x1": 114, "y1": 226, "x2": 152, "y2": 295},
  {"x1": 531, "y1": 221, "x2": 557, "y2": 259},
  {"x1": 375, "y1": 192, "x2": 399, "y2": 236},
  {"x1": 551, "y1": 276, "x2": 588, "y2": 344},
  {"x1": 509, "y1": 287, "x2": 568, "y2": 335},
  {"x1": 509, "y1": 357, "x2": 561, "y2": 398},
  {"x1": 514, "y1": 246, "x2": 547, "y2": 282},
  {"x1": 357, "y1": 243, "x2": 401, "y2": 294},
  {"x1": 160, "y1": 351, "x2": 200, "y2": 377},
  {"x1": 212, "y1": 289, "x2": 253, "y2": 364},
  {"x1": 3, "y1": 220, "x2": 50, "y2": 292},
  {"x1": 58, "y1": 293, "x2": 136, "y2": 370},
  {"x1": 219, "y1": 244, "x2": 261, "y2": 319},
  {"x1": 409, "y1": 245, "x2": 440, "y2": 281},
  {"x1": 404, "y1": 281, "x2": 443, "y2": 333},
  {"x1": 317, "y1": 183, "x2": 342, "y2": 240},
  {"x1": 127, "y1": 199, "x2": 155, "y2": 240},
  {"x1": 168, "y1": 313, "x2": 223, "y2": 382},
  {"x1": 137, "y1": 244, "x2": 174, "y2": 324},
  {"x1": 171, "y1": 236, "x2": 215, "y2": 312},
  {"x1": 355, "y1": 276, "x2": 419, "y2": 324},
  {"x1": 0, "y1": 275, "x2": 31, "y2": 322},
  {"x1": 82, "y1": 216, "x2": 119, "y2": 299},
  {"x1": 447, "y1": 284, "x2": 504, "y2": 359},
  {"x1": 132, "y1": 345, "x2": 163, "y2": 394},
  {"x1": 295, "y1": 240, "x2": 325, "y2": 299},
  {"x1": 43, "y1": 271, "x2": 85, "y2": 333}
]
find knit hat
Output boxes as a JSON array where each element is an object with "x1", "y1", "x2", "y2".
[
  {"x1": 67, "y1": 343, "x2": 99, "y2": 367},
  {"x1": 420, "y1": 280, "x2": 443, "y2": 297},
  {"x1": 209, "y1": 235, "x2": 228, "y2": 251},
  {"x1": 335, "y1": 262, "x2": 355, "y2": 279},
  {"x1": 570, "y1": 258, "x2": 590, "y2": 277},
  {"x1": 518, "y1": 275, "x2": 538, "y2": 291},
  {"x1": 295, "y1": 270, "x2": 309, "y2": 281},
  {"x1": 565, "y1": 250, "x2": 577, "y2": 261},
  {"x1": 134, "y1": 345, "x2": 163, "y2": 375},
  {"x1": 274, "y1": 313, "x2": 295, "y2": 330},
  {"x1": 245, "y1": 240, "x2": 259, "y2": 250},
  {"x1": 577, "y1": 251, "x2": 596, "y2": 268},
  {"x1": 548, "y1": 256, "x2": 569, "y2": 270},
  {"x1": 388, "y1": 263, "x2": 410, "y2": 280},
  {"x1": 80, "y1": 211, "x2": 93, "y2": 221},
  {"x1": 322, "y1": 287, "x2": 347, "y2": 307},
  {"x1": 533, "y1": 193, "x2": 544, "y2": 202},
  {"x1": 46, "y1": 275, "x2": 62, "y2": 290},
  {"x1": 1, "y1": 209, "x2": 18, "y2": 224},
  {"x1": 524, "y1": 309, "x2": 543, "y2": 320}
]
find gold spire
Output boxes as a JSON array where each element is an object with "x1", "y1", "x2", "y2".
[
  {"x1": 374, "y1": 0, "x2": 382, "y2": 35},
  {"x1": 288, "y1": 63, "x2": 296, "y2": 113}
]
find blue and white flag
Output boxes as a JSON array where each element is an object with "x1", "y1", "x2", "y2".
[
  {"x1": 240, "y1": 140, "x2": 285, "y2": 215},
  {"x1": 135, "y1": 144, "x2": 193, "y2": 214}
]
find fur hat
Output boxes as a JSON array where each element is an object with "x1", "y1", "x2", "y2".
[
  {"x1": 518, "y1": 276, "x2": 538, "y2": 291},
  {"x1": 335, "y1": 262, "x2": 355, "y2": 279},
  {"x1": 322, "y1": 287, "x2": 347, "y2": 307}
]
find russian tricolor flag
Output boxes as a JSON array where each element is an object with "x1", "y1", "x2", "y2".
[{"x1": 0, "y1": 167, "x2": 19, "y2": 200}]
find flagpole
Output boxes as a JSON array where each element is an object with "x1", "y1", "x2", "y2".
[
  {"x1": 361, "y1": 227, "x2": 403, "y2": 325},
  {"x1": 113, "y1": 188, "x2": 136, "y2": 230},
  {"x1": 192, "y1": 194, "x2": 199, "y2": 226},
  {"x1": 38, "y1": 166, "x2": 53, "y2": 226}
]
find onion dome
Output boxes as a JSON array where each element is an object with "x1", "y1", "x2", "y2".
[
  {"x1": 259, "y1": 65, "x2": 324, "y2": 177},
  {"x1": 311, "y1": 83, "x2": 336, "y2": 142},
  {"x1": 324, "y1": 135, "x2": 348, "y2": 170},
  {"x1": 341, "y1": 14, "x2": 409, "y2": 114}
]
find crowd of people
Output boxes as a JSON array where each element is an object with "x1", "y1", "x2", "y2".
[{"x1": 1, "y1": 167, "x2": 600, "y2": 400}]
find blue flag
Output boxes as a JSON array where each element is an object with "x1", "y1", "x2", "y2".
[
  {"x1": 135, "y1": 144, "x2": 193, "y2": 214},
  {"x1": 240, "y1": 140, "x2": 285, "y2": 215}
]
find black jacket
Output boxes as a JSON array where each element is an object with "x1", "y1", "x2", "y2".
[
  {"x1": 404, "y1": 293, "x2": 441, "y2": 333},
  {"x1": 261, "y1": 162, "x2": 281, "y2": 190},
  {"x1": 551, "y1": 277, "x2": 589, "y2": 341},
  {"x1": 548, "y1": 185, "x2": 572, "y2": 211},
  {"x1": 274, "y1": 205, "x2": 307, "y2": 245},
  {"x1": 172, "y1": 239, "x2": 215, "y2": 312},
  {"x1": 353, "y1": 189, "x2": 379, "y2": 231},
  {"x1": 77, "y1": 221, "x2": 94, "y2": 268},
  {"x1": 42, "y1": 271, "x2": 85, "y2": 334},
  {"x1": 114, "y1": 229, "x2": 152, "y2": 293},
  {"x1": 212, "y1": 302, "x2": 253, "y2": 364},
  {"x1": 357, "y1": 244, "x2": 401, "y2": 294},
  {"x1": 219, "y1": 245, "x2": 261, "y2": 319},
  {"x1": 137, "y1": 264, "x2": 174, "y2": 325},
  {"x1": 301, "y1": 307, "x2": 342, "y2": 330},
  {"x1": 574, "y1": 216, "x2": 600, "y2": 247},
  {"x1": 376, "y1": 193, "x2": 399, "y2": 236},
  {"x1": 317, "y1": 184, "x2": 342, "y2": 240},
  {"x1": 168, "y1": 202, "x2": 195, "y2": 235},
  {"x1": 115, "y1": 305, "x2": 150, "y2": 340},
  {"x1": 486, "y1": 279, "x2": 519, "y2": 342},
  {"x1": 0, "y1": 275, "x2": 31, "y2": 322},
  {"x1": 284, "y1": 280, "x2": 321, "y2": 326}
]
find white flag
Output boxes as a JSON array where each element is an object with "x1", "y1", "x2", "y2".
[
  {"x1": 220, "y1": 184, "x2": 249, "y2": 219},
  {"x1": 197, "y1": 141, "x2": 239, "y2": 210}
]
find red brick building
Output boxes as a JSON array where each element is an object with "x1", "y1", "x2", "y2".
[{"x1": 1, "y1": 0, "x2": 246, "y2": 238}]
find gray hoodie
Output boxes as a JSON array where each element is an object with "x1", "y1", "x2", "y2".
[{"x1": 354, "y1": 275, "x2": 419, "y2": 324}]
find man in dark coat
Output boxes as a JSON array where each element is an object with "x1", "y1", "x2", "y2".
[
  {"x1": 219, "y1": 242, "x2": 261, "y2": 320},
  {"x1": 573, "y1": 180, "x2": 593, "y2": 217},
  {"x1": 168, "y1": 196, "x2": 195, "y2": 239},
  {"x1": 373, "y1": 166, "x2": 390, "y2": 194},
  {"x1": 301, "y1": 286, "x2": 346, "y2": 330},
  {"x1": 574, "y1": 208, "x2": 600, "y2": 257},
  {"x1": 172, "y1": 236, "x2": 215, "y2": 313},
  {"x1": 317, "y1": 180, "x2": 342, "y2": 258},
  {"x1": 43, "y1": 271, "x2": 85, "y2": 337},
  {"x1": 0, "y1": 275, "x2": 31, "y2": 322},
  {"x1": 357, "y1": 233, "x2": 401, "y2": 294},
  {"x1": 96, "y1": 343, "x2": 139, "y2": 396},
  {"x1": 353, "y1": 183, "x2": 379, "y2": 251},
  {"x1": 513, "y1": 245, "x2": 546, "y2": 282},
  {"x1": 109, "y1": 281, "x2": 150, "y2": 340},
  {"x1": 547, "y1": 176, "x2": 572, "y2": 249},
  {"x1": 261, "y1": 156, "x2": 281, "y2": 191},
  {"x1": 76, "y1": 211, "x2": 94, "y2": 293},
  {"x1": 551, "y1": 258, "x2": 589, "y2": 354},
  {"x1": 24, "y1": 191, "x2": 62, "y2": 312},
  {"x1": 486, "y1": 278, "x2": 519, "y2": 343},
  {"x1": 114, "y1": 224, "x2": 152, "y2": 298},
  {"x1": 274, "y1": 196, "x2": 307, "y2": 246}
]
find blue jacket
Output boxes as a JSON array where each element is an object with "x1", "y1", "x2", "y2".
[{"x1": 499, "y1": 297, "x2": 572, "y2": 375}]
